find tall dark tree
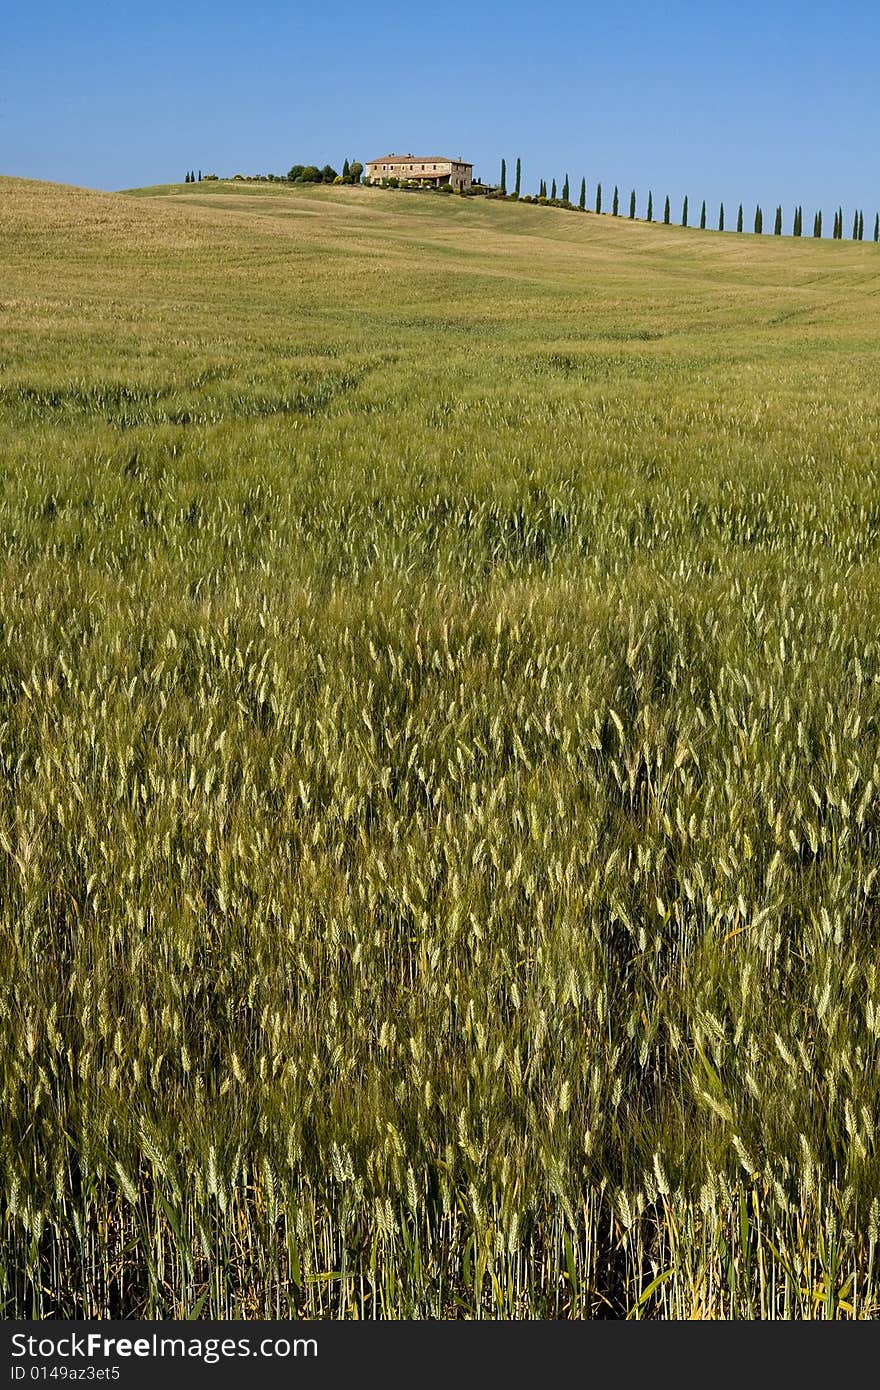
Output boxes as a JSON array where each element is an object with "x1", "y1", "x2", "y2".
[
  {"x1": 579, "y1": 177, "x2": 586, "y2": 210},
  {"x1": 612, "y1": 185, "x2": 619, "y2": 216},
  {"x1": 814, "y1": 210, "x2": 822, "y2": 238},
  {"x1": 629, "y1": 189, "x2": 636, "y2": 219},
  {"x1": 700, "y1": 199, "x2": 707, "y2": 230},
  {"x1": 540, "y1": 179, "x2": 547, "y2": 198},
  {"x1": 737, "y1": 203, "x2": 743, "y2": 233},
  {"x1": 875, "y1": 213, "x2": 879, "y2": 242},
  {"x1": 837, "y1": 206, "x2": 844, "y2": 239},
  {"x1": 185, "y1": 172, "x2": 190, "y2": 183},
  {"x1": 774, "y1": 205, "x2": 782, "y2": 235},
  {"x1": 647, "y1": 190, "x2": 653, "y2": 222},
  {"x1": 681, "y1": 195, "x2": 688, "y2": 227},
  {"x1": 858, "y1": 210, "x2": 864, "y2": 240},
  {"x1": 551, "y1": 177, "x2": 557, "y2": 199},
  {"x1": 718, "y1": 202, "x2": 724, "y2": 231},
  {"x1": 198, "y1": 170, "x2": 202, "y2": 182},
  {"x1": 853, "y1": 209, "x2": 860, "y2": 239},
  {"x1": 595, "y1": 182, "x2": 602, "y2": 213},
  {"x1": 793, "y1": 206, "x2": 801, "y2": 237},
  {"x1": 562, "y1": 173, "x2": 570, "y2": 202},
  {"x1": 515, "y1": 158, "x2": 521, "y2": 196},
  {"x1": 500, "y1": 158, "x2": 507, "y2": 194},
  {"x1": 754, "y1": 205, "x2": 763, "y2": 234},
  {"x1": 663, "y1": 194, "x2": 670, "y2": 224},
  {"x1": 342, "y1": 159, "x2": 350, "y2": 180}
]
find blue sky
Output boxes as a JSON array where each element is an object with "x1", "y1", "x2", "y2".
[{"x1": 3, "y1": 0, "x2": 878, "y2": 222}]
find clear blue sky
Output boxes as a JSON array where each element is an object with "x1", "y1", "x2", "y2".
[{"x1": 3, "y1": 0, "x2": 878, "y2": 221}]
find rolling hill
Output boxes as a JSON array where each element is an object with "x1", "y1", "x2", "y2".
[{"x1": 2, "y1": 175, "x2": 880, "y2": 1318}]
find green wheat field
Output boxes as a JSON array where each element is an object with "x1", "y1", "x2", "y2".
[{"x1": 3, "y1": 174, "x2": 880, "y2": 1318}]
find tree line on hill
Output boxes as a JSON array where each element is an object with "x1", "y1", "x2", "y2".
[
  {"x1": 181, "y1": 154, "x2": 879, "y2": 242},
  {"x1": 287, "y1": 160, "x2": 363, "y2": 184},
  {"x1": 499, "y1": 158, "x2": 879, "y2": 241},
  {"x1": 183, "y1": 162, "x2": 364, "y2": 185}
]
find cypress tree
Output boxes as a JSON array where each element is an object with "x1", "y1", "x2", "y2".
[
  {"x1": 737, "y1": 203, "x2": 743, "y2": 233},
  {"x1": 185, "y1": 172, "x2": 190, "y2": 183},
  {"x1": 612, "y1": 185, "x2": 619, "y2": 216},
  {"x1": 718, "y1": 202, "x2": 724, "y2": 231},
  {"x1": 814, "y1": 210, "x2": 822, "y2": 238},
  {"x1": 579, "y1": 177, "x2": 586, "y2": 210},
  {"x1": 515, "y1": 158, "x2": 521, "y2": 195},
  {"x1": 647, "y1": 190, "x2": 653, "y2": 222},
  {"x1": 629, "y1": 189, "x2": 636, "y2": 219},
  {"x1": 500, "y1": 158, "x2": 506, "y2": 194},
  {"x1": 663, "y1": 194, "x2": 670, "y2": 224},
  {"x1": 838, "y1": 207, "x2": 844, "y2": 239},
  {"x1": 681, "y1": 195, "x2": 688, "y2": 227},
  {"x1": 700, "y1": 199, "x2": 706, "y2": 230},
  {"x1": 754, "y1": 205, "x2": 763, "y2": 234},
  {"x1": 853, "y1": 210, "x2": 859, "y2": 239},
  {"x1": 540, "y1": 179, "x2": 547, "y2": 198},
  {"x1": 551, "y1": 178, "x2": 557, "y2": 199},
  {"x1": 774, "y1": 205, "x2": 782, "y2": 235},
  {"x1": 342, "y1": 159, "x2": 350, "y2": 180},
  {"x1": 874, "y1": 213, "x2": 879, "y2": 242},
  {"x1": 198, "y1": 170, "x2": 202, "y2": 181},
  {"x1": 858, "y1": 210, "x2": 864, "y2": 240},
  {"x1": 562, "y1": 173, "x2": 570, "y2": 202},
  {"x1": 595, "y1": 182, "x2": 602, "y2": 214}
]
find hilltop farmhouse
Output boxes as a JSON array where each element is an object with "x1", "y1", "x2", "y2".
[{"x1": 364, "y1": 154, "x2": 473, "y2": 190}]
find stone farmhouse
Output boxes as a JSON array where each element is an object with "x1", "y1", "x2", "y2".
[{"x1": 364, "y1": 154, "x2": 473, "y2": 190}]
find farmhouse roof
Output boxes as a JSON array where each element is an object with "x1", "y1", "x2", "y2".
[{"x1": 367, "y1": 154, "x2": 473, "y2": 167}]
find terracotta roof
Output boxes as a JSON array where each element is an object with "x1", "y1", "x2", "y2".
[{"x1": 366, "y1": 155, "x2": 472, "y2": 167}]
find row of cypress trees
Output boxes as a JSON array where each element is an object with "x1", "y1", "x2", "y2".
[{"x1": 502, "y1": 160, "x2": 878, "y2": 240}]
